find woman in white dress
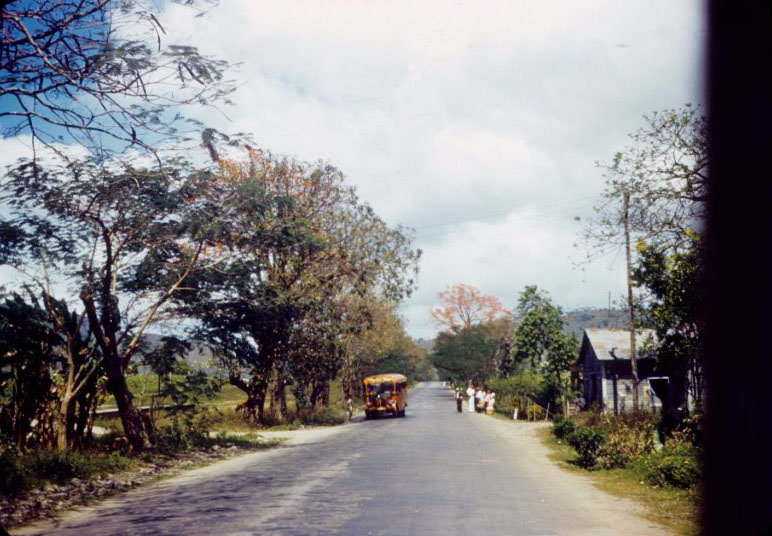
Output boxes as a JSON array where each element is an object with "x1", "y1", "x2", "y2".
[{"x1": 466, "y1": 385, "x2": 476, "y2": 412}]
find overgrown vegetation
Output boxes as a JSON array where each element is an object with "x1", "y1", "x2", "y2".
[
  {"x1": 0, "y1": 447, "x2": 138, "y2": 497},
  {"x1": 541, "y1": 426, "x2": 699, "y2": 535},
  {"x1": 552, "y1": 413, "x2": 701, "y2": 490}
]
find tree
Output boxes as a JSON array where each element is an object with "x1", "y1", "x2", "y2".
[
  {"x1": 186, "y1": 151, "x2": 420, "y2": 423},
  {"x1": 430, "y1": 320, "x2": 510, "y2": 384},
  {"x1": 0, "y1": 157, "x2": 217, "y2": 451},
  {"x1": 582, "y1": 105, "x2": 707, "y2": 258},
  {"x1": 581, "y1": 105, "x2": 707, "y2": 414},
  {"x1": 513, "y1": 285, "x2": 577, "y2": 410},
  {"x1": 0, "y1": 292, "x2": 60, "y2": 450},
  {"x1": 0, "y1": 0, "x2": 235, "y2": 160},
  {"x1": 338, "y1": 295, "x2": 432, "y2": 399},
  {"x1": 0, "y1": 289, "x2": 105, "y2": 451},
  {"x1": 431, "y1": 283, "x2": 508, "y2": 332},
  {"x1": 633, "y1": 234, "x2": 703, "y2": 431}
]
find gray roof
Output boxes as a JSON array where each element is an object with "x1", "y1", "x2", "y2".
[{"x1": 583, "y1": 328, "x2": 656, "y2": 361}]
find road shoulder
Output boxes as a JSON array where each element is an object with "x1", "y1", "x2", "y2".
[{"x1": 478, "y1": 416, "x2": 673, "y2": 535}]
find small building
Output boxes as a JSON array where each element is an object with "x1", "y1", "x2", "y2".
[{"x1": 577, "y1": 328, "x2": 665, "y2": 413}]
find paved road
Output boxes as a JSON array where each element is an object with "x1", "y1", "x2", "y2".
[{"x1": 15, "y1": 382, "x2": 669, "y2": 535}]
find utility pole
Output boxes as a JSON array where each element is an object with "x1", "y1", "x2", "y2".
[{"x1": 623, "y1": 191, "x2": 640, "y2": 411}]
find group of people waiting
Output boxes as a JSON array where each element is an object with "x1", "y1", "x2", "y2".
[{"x1": 454, "y1": 385, "x2": 495, "y2": 414}]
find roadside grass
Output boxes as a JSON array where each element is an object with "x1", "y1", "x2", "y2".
[
  {"x1": 537, "y1": 427, "x2": 700, "y2": 536},
  {"x1": 1, "y1": 448, "x2": 141, "y2": 496},
  {"x1": 1, "y1": 430, "x2": 284, "y2": 499}
]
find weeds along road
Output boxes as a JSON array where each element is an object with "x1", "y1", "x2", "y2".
[{"x1": 16, "y1": 382, "x2": 669, "y2": 536}]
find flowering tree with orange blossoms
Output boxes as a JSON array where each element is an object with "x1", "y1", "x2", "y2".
[{"x1": 431, "y1": 284, "x2": 509, "y2": 332}]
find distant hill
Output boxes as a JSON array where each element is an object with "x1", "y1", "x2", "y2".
[{"x1": 562, "y1": 308, "x2": 628, "y2": 340}]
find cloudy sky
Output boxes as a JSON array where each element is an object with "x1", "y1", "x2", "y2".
[
  {"x1": 166, "y1": 0, "x2": 705, "y2": 339},
  {"x1": 2, "y1": 0, "x2": 705, "y2": 340}
]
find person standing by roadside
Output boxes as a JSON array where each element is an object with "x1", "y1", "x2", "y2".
[
  {"x1": 486, "y1": 391, "x2": 496, "y2": 415},
  {"x1": 466, "y1": 384, "x2": 475, "y2": 412},
  {"x1": 455, "y1": 389, "x2": 463, "y2": 412}
]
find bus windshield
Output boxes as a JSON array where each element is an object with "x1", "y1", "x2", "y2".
[{"x1": 367, "y1": 382, "x2": 393, "y2": 394}]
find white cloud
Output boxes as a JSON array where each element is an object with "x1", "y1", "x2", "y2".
[{"x1": 157, "y1": 0, "x2": 704, "y2": 339}]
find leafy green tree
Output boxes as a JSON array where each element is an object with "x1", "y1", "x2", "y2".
[
  {"x1": 514, "y1": 286, "x2": 572, "y2": 368},
  {"x1": 0, "y1": 292, "x2": 60, "y2": 450},
  {"x1": 0, "y1": 289, "x2": 104, "y2": 451},
  {"x1": 633, "y1": 234, "x2": 703, "y2": 430},
  {"x1": 186, "y1": 152, "x2": 419, "y2": 423},
  {"x1": 0, "y1": 157, "x2": 217, "y2": 451},
  {"x1": 513, "y1": 285, "x2": 577, "y2": 410},
  {"x1": 431, "y1": 322, "x2": 503, "y2": 384}
]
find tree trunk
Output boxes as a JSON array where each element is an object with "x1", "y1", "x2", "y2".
[
  {"x1": 81, "y1": 288, "x2": 151, "y2": 451},
  {"x1": 256, "y1": 388, "x2": 266, "y2": 423},
  {"x1": 267, "y1": 364, "x2": 280, "y2": 422},
  {"x1": 321, "y1": 380, "x2": 330, "y2": 407},
  {"x1": 230, "y1": 374, "x2": 268, "y2": 424},
  {"x1": 73, "y1": 386, "x2": 97, "y2": 448},
  {"x1": 279, "y1": 385, "x2": 288, "y2": 421},
  {"x1": 271, "y1": 377, "x2": 285, "y2": 424},
  {"x1": 56, "y1": 393, "x2": 75, "y2": 451},
  {"x1": 310, "y1": 381, "x2": 324, "y2": 409},
  {"x1": 109, "y1": 372, "x2": 152, "y2": 451}
]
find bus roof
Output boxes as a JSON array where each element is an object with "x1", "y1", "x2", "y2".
[{"x1": 363, "y1": 373, "x2": 407, "y2": 383}]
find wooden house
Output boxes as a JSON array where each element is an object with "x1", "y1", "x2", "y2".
[{"x1": 577, "y1": 328, "x2": 666, "y2": 413}]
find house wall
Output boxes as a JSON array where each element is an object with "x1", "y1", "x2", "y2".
[
  {"x1": 580, "y1": 339, "x2": 604, "y2": 409},
  {"x1": 601, "y1": 376, "x2": 663, "y2": 413},
  {"x1": 578, "y1": 330, "x2": 666, "y2": 414}
]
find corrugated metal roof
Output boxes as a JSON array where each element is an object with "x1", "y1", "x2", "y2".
[{"x1": 583, "y1": 328, "x2": 656, "y2": 361}]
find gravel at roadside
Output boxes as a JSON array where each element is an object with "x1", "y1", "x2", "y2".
[{"x1": 0, "y1": 442, "x2": 266, "y2": 528}]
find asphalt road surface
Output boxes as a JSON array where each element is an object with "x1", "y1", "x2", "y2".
[{"x1": 15, "y1": 382, "x2": 669, "y2": 535}]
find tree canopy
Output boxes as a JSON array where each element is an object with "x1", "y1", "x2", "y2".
[
  {"x1": 0, "y1": 0, "x2": 234, "y2": 159},
  {"x1": 181, "y1": 151, "x2": 421, "y2": 424},
  {"x1": 0, "y1": 155, "x2": 221, "y2": 450},
  {"x1": 582, "y1": 105, "x2": 707, "y2": 258}
]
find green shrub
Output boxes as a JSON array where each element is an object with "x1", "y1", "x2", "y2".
[
  {"x1": 302, "y1": 407, "x2": 347, "y2": 426},
  {"x1": 642, "y1": 438, "x2": 701, "y2": 489},
  {"x1": 153, "y1": 407, "x2": 218, "y2": 453},
  {"x1": 551, "y1": 417, "x2": 576, "y2": 440},
  {"x1": 487, "y1": 372, "x2": 548, "y2": 414},
  {"x1": 26, "y1": 449, "x2": 132, "y2": 483},
  {"x1": 0, "y1": 452, "x2": 28, "y2": 496},
  {"x1": 677, "y1": 412, "x2": 704, "y2": 446},
  {"x1": 29, "y1": 450, "x2": 84, "y2": 482},
  {"x1": 567, "y1": 426, "x2": 607, "y2": 469}
]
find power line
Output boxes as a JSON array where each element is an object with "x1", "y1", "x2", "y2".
[{"x1": 413, "y1": 196, "x2": 597, "y2": 241}]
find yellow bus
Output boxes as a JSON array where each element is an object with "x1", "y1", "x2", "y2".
[{"x1": 363, "y1": 373, "x2": 408, "y2": 418}]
